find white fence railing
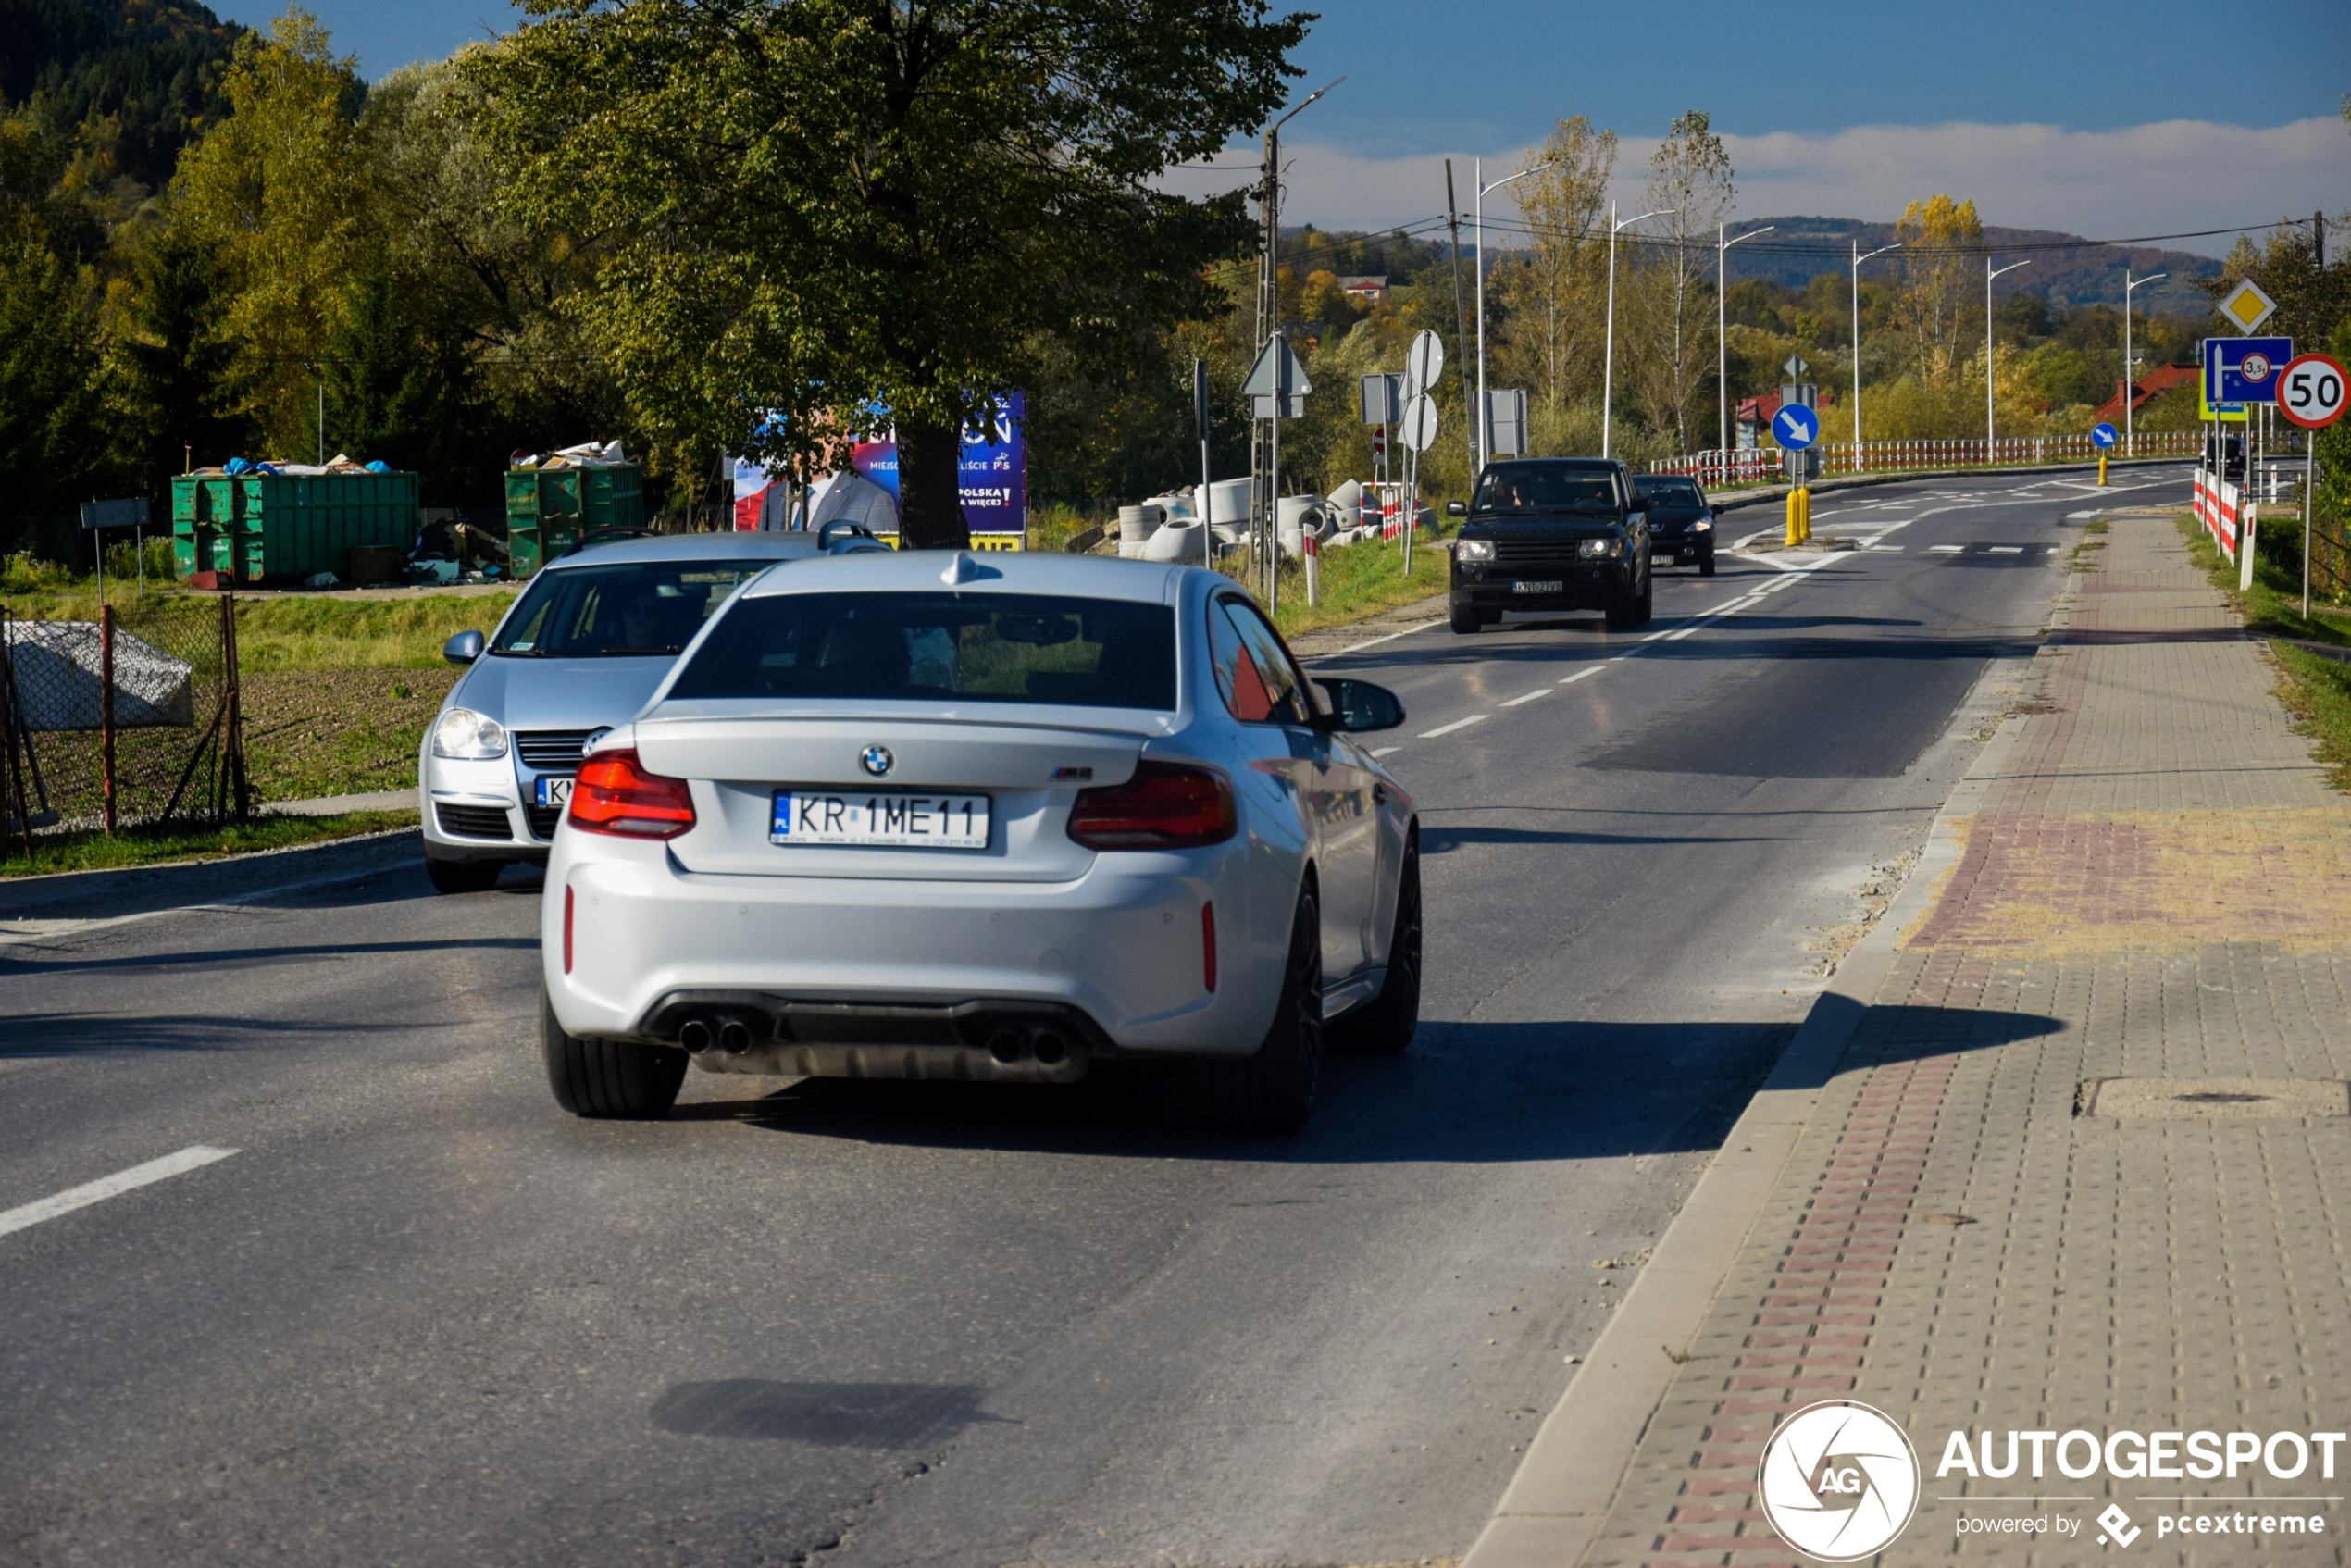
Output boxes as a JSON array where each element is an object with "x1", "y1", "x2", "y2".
[{"x1": 1650, "y1": 429, "x2": 2204, "y2": 485}]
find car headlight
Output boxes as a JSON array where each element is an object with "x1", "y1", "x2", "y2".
[
  {"x1": 1455, "y1": 539, "x2": 1494, "y2": 562},
  {"x1": 1694, "y1": 517, "x2": 1713, "y2": 532},
  {"x1": 432, "y1": 706, "x2": 509, "y2": 760},
  {"x1": 1578, "y1": 538, "x2": 1623, "y2": 559}
]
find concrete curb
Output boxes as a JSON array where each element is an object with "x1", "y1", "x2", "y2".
[
  {"x1": 1456, "y1": 670, "x2": 2042, "y2": 1568},
  {"x1": 0, "y1": 826, "x2": 426, "y2": 934}
]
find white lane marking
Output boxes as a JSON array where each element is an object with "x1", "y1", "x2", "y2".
[
  {"x1": 1559, "y1": 667, "x2": 1600, "y2": 684},
  {"x1": 0, "y1": 1146, "x2": 239, "y2": 1238},
  {"x1": 1663, "y1": 626, "x2": 1702, "y2": 641},
  {"x1": 1931, "y1": 544, "x2": 1965, "y2": 553},
  {"x1": 2067, "y1": 510, "x2": 2099, "y2": 519},
  {"x1": 1417, "y1": 715, "x2": 1489, "y2": 739},
  {"x1": 1330, "y1": 616, "x2": 1446, "y2": 657},
  {"x1": 1370, "y1": 746, "x2": 1401, "y2": 757},
  {"x1": 1988, "y1": 545, "x2": 2024, "y2": 554},
  {"x1": 1867, "y1": 544, "x2": 1905, "y2": 552},
  {"x1": 1501, "y1": 689, "x2": 1551, "y2": 707}
]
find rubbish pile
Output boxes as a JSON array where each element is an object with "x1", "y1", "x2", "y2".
[
  {"x1": 510, "y1": 440, "x2": 628, "y2": 470},
  {"x1": 196, "y1": 454, "x2": 394, "y2": 478}
]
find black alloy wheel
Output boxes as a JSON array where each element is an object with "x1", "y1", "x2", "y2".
[
  {"x1": 1198, "y1": 886, "x2": 1325, "y2": 1133},
  {"x1": 1333, "y1": 835, "x2": 1420, "y2": 1056},
  {"x1": 542, "y1": 986, "x2": 689, "y2": 1118}
]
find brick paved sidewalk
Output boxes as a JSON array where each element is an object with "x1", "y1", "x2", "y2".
[{"x1": 1572, "y1": 514, "x2": 2351, "y2": 1566}]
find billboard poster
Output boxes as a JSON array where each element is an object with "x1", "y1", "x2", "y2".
[{"x1": 728, "y1": 394, "x2": 1026, "y2": 541}]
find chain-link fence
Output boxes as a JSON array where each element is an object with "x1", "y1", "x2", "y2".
[{"x1": 0, "y1": 597, "x2": 247, "y2": 852}]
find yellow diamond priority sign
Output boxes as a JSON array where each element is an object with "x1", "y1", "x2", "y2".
[{"x1": 2218, "y1": 277, "x2": 2277, "y2": 334}]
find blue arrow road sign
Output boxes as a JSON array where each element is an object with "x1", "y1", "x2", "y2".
[
  {"x1": 2205, "y1": 336, "x2": 2294, "y2": 404},
  {"x1": 2091, "y1": 423, "x2": 2118, "y2": 449},
  {"x1": 1773, "y1": 404, "x2": 1819, "y2": 450}
]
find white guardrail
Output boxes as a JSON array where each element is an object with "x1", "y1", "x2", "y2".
[{"x1": 1650, "y1": 430, "x2": 2206, "y2": 486}]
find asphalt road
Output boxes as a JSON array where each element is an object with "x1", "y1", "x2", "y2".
[{"x1": 0, "y1": 465, "x2": 2192, "y2": 1568}]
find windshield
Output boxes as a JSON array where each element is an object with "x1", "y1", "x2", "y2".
[
  {"x1": 1634, "y1": 477, "x2": 1706, "y2": 507},
  {"x1": 668, "y1": 592, "x2": 1177, "y2": 710},
  {"x1": 1474, "y1": 464, "x2": 1621, "y2": 514},
  {"x1": 491, "y1": 560, "x2": 779, "y2": 657}
]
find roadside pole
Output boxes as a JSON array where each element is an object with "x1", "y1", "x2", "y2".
[
  {"x1": 1193, "y1": 358, "x2": 1213, "y2": 575},
  {"x1": 2276, "y1": 352, "x2": 2348, "y2": 619}
]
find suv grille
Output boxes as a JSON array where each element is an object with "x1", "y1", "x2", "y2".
[
  {"x1": 526, "y1": 804, "x2": 563, "y2": 840},
  {"x1": 436, "y1": 803, "x2": 512, "y2": 840},
  {"x1": 516, "y1": 729, "x2": 595, "y2": 770},
  {"x1": 1490, "y1": 537, "x2": 1594, "y2": 564}
]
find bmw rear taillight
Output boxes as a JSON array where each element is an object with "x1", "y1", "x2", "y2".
[
  {"x1": 1066, "y1": 762, "x2": 1237, "y2": 850},
  {"x1": 568, "y1": 749, "x2": 697, "y2": 839}
]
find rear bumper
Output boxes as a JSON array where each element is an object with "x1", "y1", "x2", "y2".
[{"x1": 542, "y1": 837, "x2": 1287, "y2": 1063}]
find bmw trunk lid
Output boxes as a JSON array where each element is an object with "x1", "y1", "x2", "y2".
[{"x1": 635, "y1": 712, "x2": 1151, "y2": 881}]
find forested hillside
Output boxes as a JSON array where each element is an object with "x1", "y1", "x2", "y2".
[{"x1": 0, "y1": 0, "x2": 243, "y2": 197}]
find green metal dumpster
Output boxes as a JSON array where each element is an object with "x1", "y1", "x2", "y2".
[
  {"x1": 170, "y1": 471, "x2": 420, "y2": 583},
  {"x1": 504, "y1": 464, "x2": 644, "y2": 577}
]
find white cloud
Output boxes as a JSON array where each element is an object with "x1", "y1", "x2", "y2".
[{"x1": 1214, "y1": 117, "x2": 2351, "y2": 257}]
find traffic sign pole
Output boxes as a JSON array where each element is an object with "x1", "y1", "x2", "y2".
[{"x1": 2277, "y1": 352, "x2": 2347, "y2": 618}]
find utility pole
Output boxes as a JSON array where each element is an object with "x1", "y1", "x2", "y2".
[
  {"x1": 1446, "y1": 159, "x2": 1474, "y2": 481},
  {"x1": 1248, "y1": 78, "x2": 1340, "y2": 593}
]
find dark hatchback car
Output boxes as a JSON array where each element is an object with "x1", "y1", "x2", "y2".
[
  {"x1": 1444, "y1": 457, "x2": 1653, "y2": 635},
  {"x1": 1630, "y1": 473, "x2": 1720, "y2": 576}
]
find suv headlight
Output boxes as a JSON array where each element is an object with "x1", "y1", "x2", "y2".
[
  {"x1": 1578, "y1": 538, "x2": 1623, "y2": 559},
  {"x1": 1455, "y1": 538, "x2": 1494, "y2": 562},
  {"x1": 432, "y1": 706, "x2": 509, "y2": 760},
  {"x1": 1693, "y1": 517, "x2": 1713, "y2": 532}
]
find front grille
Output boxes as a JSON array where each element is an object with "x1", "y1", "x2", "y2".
[
  {"x1": 1491, "y1": 538, "x2": 1590, "y2": 566},
  {"x1": 516, "y1": 729, "x2": 594, "y2": 770},
  {"x1": 436, "y1": 803, "x2": 513, "y2": 840},
  {"x1": 526, "y1": 804, "x2": 563, "y2": 840}
]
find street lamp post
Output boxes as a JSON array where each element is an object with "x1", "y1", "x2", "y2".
[
  {"x1": 1985, "y1": 256, "x2": 2031, "y2": 455},
  {"x1": 1603, "y1": 203, "x2": 1672, "y2": 459},
  {"x1": 2122, "y1": 267, "x2": 2167, "y2": 459},
  {"x1": 1717, "y1": 223, "x2": 1773, "y2": 454},
  {"x1": 1474, "y1": 157, "x2": 1553, "y2": 470},
  {"x1": 1250, "y1": 76, "x2": 1342, "y2": 600},
  {"x1": 1849, "y1": 240, "x2": 1900, "y2": 467}
]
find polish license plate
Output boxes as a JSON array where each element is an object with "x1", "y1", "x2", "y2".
[
  {"x1": 1513, "y1": 579, "x2": 1564, "y2": 594},
  {"x1": 535, "y1": 776, "x2": 574, "y2": 807},
  {"x1": 771, "y1": 790, "x2": 991, "y2": 850}
]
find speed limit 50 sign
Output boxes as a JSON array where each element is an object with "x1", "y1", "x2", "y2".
[{"x1": 2277, "y1": 353, "x2": 2347, "y2": 429}]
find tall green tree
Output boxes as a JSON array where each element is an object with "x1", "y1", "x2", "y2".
[
  {"x1": 112, "y1": 218, "x2": 250, "y2": 481},
  {"x1": 470, "y1": 0, "x2": 1311, "y2": 547}
]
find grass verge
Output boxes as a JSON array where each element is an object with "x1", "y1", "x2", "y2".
[
  {"x1": 2176, "y1": 514, "x2": 2351, "y2": 790},
  {"x1": 3, "y1": 580, "x2": 518, "y2": 669},
  {"x1": 1231, "y1": 532, "x2": 1454, "y2": 639},
  {"x1": 3, "y1": 809, "x2": 417, "y2": 879}
]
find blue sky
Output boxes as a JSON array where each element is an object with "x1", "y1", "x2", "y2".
[{"x1": 222, "y1": 0, "x2": 2350, "y2": 253}]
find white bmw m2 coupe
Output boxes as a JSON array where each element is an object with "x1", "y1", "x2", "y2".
[{"x1": 541, "y1": 549, "x2": 1419, "y2": 1133}]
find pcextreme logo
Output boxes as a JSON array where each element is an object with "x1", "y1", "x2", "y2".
[{"x1": 1758, "y1": 1400, "x2": 1922, "y2": 1561}]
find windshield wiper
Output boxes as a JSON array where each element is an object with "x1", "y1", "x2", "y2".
[
  {"x1": 490, "y1": 648, "x2": 549, "y2": 657},
  {"x1": 597, "y1": 646, "x2": 682, "y2": 656}
]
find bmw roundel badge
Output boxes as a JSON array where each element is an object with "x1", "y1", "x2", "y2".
[{"x1": 860, "y1": 745, "x2": 894, "y2": 778}]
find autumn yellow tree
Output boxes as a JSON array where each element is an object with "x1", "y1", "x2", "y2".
[
  {"x1": 1891, "y1": 194, "x2": 1982, "y2": 383},
  {"x1": 171, "y1": 7, "x2": 366, "y2": 454},
  {"x1": 1496, "y1": 117, "x2": 1616, "y2": 412}
]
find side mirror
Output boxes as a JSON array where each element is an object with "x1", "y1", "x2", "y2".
[
  {"x1": 1311, "y1": 677, "x2": 1406, "y2": 734},
  {"x1": 1445, "y1": 501, "x2": 1467, "y2": 517},
  {"x1": 443, "y1": 629, "x2": 485, "y2": 666}
]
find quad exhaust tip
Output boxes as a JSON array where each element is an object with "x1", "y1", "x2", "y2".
[{"x1": 678, "y1": 1015, "x2": 756, "y2": 1055}]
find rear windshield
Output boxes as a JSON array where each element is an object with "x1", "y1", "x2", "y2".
[
  {"x1": 493, "y1": 560, "x2": 779, "y2": 656},
  {"x1": 1474, "y1": 463, "x2": 1622, "y2": 514},
  {"x1": 1634, "y1": 476, "x2": 1705, "y2": 506},
  {"x1": 669, "y1": 592, "x2": 1177, "y2": 710}
]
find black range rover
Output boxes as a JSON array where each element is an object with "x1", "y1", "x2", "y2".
[{"x1": 1445, "y1": 457, "x2": 1653, "y2": 635}]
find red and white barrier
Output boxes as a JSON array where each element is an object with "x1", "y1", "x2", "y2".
[{"x1": 2193, "y1": 467, "x2": 2246, "y2": 565}]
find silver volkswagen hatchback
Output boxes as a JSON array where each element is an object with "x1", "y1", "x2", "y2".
[
  {"x1": 421, "y1": 530, "x2": 878, "y2": 892},
  {"x1": 539, "y1": 550, "x2": 1421, "y2": 1132}
]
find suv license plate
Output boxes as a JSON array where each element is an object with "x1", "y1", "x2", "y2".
[
  {"x1": 771, "y1": 790, "x2": 991, "y2": 850},
  {"x1": 1513, "y1": 579, "x2": 1564, "y2": 594},
  {"x1": 535, "y1": 776, "x2": 574, "y2": 807}
]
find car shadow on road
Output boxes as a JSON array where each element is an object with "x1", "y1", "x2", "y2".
[
  {"x1": 650, "y1": 1378, "x2": 1011, "y2": 1448},
  {"x1": 668, "y1": 1004, "x2": 2059, "y2": 1165}
]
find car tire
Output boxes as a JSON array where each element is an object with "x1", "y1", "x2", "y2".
[
  {"x1": 1198, "y1": 885, "x2": 1324, "y2": 1134},
  {"x1": 1449, "y1": 604, "x2": 1481, "y2": 635},
  {"x1": 426, "y1": 853, "x2": 504, "y2": 894},
  {"x1": 1332, "y1": 834, "x2": 1420, "y2": 1056},
  {"x1": 541, "y1": 986, "x2": 687, "y2": 1118},
  {"x1": 1636, "y1": 561, "x2": 1654, "y2": 624},
  {"x1": 1698, "y1": 551, "x2": 1716, "y2": 578},
  {"x1": 1605, "y1": 575, "x2": 1642, "y2": 631}
]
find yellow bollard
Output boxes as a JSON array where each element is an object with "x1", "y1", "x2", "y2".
[
  {"x1": 2097, "y1": 453, "x2": 2108, "y2": 487},
  {"x1": 1785, "y1": 487, "x2": 1804, "y2": 547},
  {"x1": 1797, "y1": 486, "x2": 1812, "y2": 543}
]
